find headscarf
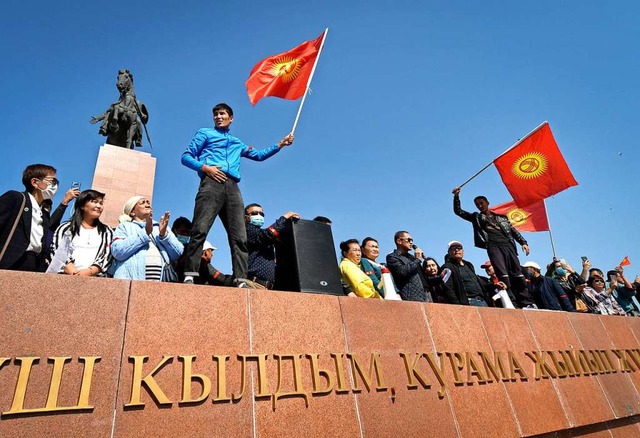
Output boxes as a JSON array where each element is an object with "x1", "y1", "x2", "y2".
[{"x1": 119, "y1": 195, "x2": 145, "y2": 223}]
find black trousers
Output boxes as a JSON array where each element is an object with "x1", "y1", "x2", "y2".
[
  {"x1": 184, "y1": 177, "x2": 248, "y2": 279},
  {"x1": 487, "y1": 244, "x2": 533, "y2": 307}
]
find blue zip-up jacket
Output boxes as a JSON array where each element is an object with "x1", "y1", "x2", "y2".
[
  {"x1": 111, "y1": 221, "x2": 183, "y2": 281},
  {"x1": 181, "y1": 127, "x2": 281, "y2": 181}
]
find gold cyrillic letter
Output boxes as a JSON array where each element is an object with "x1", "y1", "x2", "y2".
[
  {"x1": 306, "y1": 354, "x2": 334, "y2": 396},
  {"x1": 347, "y1": 353, "x2": 387, "y2": 393},
  {"x1": 125, "y1": 355, "x2": 173, "y2": 407},
  {"x1": 400, "y1": 353, "x2": 431, "y2": 390},
  {"x1": 178, "y1": 355, "x2": 210, "y2": 404},
  {"x1": 272, "y1": 354, "x2": 308, "y2": 411}
]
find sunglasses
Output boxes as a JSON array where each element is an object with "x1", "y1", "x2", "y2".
[
  {"x1": 247, "y1": 211, "x2": 264, "y2": 217},
  {"x1": 592, "y1": 278, "x2": 605, "y2": 283}
]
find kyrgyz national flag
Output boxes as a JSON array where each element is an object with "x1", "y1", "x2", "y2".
[
  {"x1": 491, "y1": 199, "x2": 550, "y2": 233},
  {"x1": 246, "y1": 32, "x2": 324, "y2": 105},
  {"x1": 493, "y1": 123, "x2": 578, "y2": 207},
  {"x1": 620, "y1": 256, "x2": 631, "y2": 267}
]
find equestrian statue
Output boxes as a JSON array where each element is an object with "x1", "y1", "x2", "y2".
[{"x1": 90, "y1": 69, "x2": 151, "y2": 149}]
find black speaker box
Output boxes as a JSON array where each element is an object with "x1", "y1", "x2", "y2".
[{"x1": 274, "y1": 219, "x2": 343, "y2": 295}]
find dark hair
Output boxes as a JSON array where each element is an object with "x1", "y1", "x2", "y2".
[
  {"x1": 394, "y1": 231, "x2": 409, "y2": 242},
  {"x1": 212, "y1": 103, "x2": 233, "y2": 116},
  {"x1": 545, "y1": 259, "x2": 560, "y2": 277},
  {"x1": 69, "y1": 190, "x2": 107, "y2": 236},
  {"x1": 587, "y1": 275, "x2": 605, "y2": 287},
  {"x1": 589, "y1": 267, "x2": 604, "y2": 277},
  {"x1": 22, "y1": 164, "x2": 56, "y2": 191},
  {"x1": 473, "y1": 195, "x2": 488, "y2": 204},
  {"x1": 313, "y1": 216, "x2": 332, "y2": 224},
  {"x1": 606, "y1": 270, "x2": 618, "y2": 279},
  {"x1": 244, "y1": 203, "x2": 262, "y2": 215},
  {"x1": 171, "y1": 216, "x2": 192, "y2": 232},
  {"x1": 361, "y1": 237, "x2": 378, "y2": 248},
  {"x1": 422, "y1": 257, "x2": 440, "y2": 274},
  {"x1": 339, "y1": 239, "x2": 360, "y2": 256}
]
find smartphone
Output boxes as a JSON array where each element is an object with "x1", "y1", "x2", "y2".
[
  {"x1": 72, "y1": 182, "x2": 81, "y2": 190},
  {"x1": 581, "y1": 256, "x2": 588, "y2": 262}
]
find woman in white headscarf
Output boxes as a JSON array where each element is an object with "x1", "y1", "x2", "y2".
[{"x1": 110, "y1": 196, "x2": 183, "y2": 281}]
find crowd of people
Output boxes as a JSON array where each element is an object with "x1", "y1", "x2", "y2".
[
  {"x1": 1, "y1": 102, "x2": 638, "y2": 319},
  {"x1": 337, "y1": 188, "x2": 640, "y2": 317}
]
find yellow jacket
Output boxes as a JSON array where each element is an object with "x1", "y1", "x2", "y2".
[{"x1": 340, "y1": 258, "x2": 382, "y2": 299}]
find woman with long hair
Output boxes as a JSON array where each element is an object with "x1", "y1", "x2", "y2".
[
  {"x1": 47, "y1": 189, "x2": 113, "y2": 276},
  {"x1": 111, "y1": 196, "x2": 182, "y2": 281}
]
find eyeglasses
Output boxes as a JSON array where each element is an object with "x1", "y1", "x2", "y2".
[
  {"x1": 40, "y1": 177, "x2": 59, "y2": 186},
  {"x1": 450, "y1": 246, "x2": 463, "y2": 251},
  {"x1": 247, "y1": 211, "x2": 264, "y2": 217},
  {"x1": 592, "y1": 278, "x2": 605, "y2": 283},
  {"x1": 401, "y1": 237, "x2": 414, "y2": 242}
]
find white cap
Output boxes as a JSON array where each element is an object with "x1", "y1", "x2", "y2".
[
  {"x1": 447, "y1": 240, "x2": 463, "y2": 249},
  {"x1": 202, "y1": 241, "x2": 217, "y2": 251},
  {"x1": 522, "y1": 261, "x2": 541, "y2": 271}
]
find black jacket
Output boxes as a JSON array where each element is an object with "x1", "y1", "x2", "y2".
[
  {"x1": 247, "y1": 216, "x2": 287, "y2": 283},
  {"x1": 0, "y1": 190, "x2": 50, "y2": 270},
  {"x1": 453, "y1": 195, "x2": 527, "y2": 251},
  {"x1": 442, "y1": 259, "x2": 488, "y2": 305},
  {"x1": 386, "y1": 249, "x2": 430, "y2": 302}
]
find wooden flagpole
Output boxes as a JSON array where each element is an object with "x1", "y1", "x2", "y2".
[{"x1": 290, "y1": 28, "x2": 329, "y2": 136}]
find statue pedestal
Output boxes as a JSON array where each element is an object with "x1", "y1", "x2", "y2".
[{"x1": 91, "y1": 144, "x2": 156, "y2": 227}]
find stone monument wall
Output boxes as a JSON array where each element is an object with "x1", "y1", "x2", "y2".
[{"x1": 1, "y1": 270, "x2": 640, "y2": 437}]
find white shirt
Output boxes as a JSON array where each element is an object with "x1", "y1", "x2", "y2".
[
  {"x1": 26, "y1": 193, "x2": 43, "y2": 253},
  {"x1": 71, "y1": 226, "x2": 101, "y2": 270}
]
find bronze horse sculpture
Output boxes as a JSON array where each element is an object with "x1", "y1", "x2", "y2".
[{"x1": 90, "y1": 69, "x2": 150, "y2": 149}]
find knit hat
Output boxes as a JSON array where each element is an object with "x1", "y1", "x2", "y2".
[{"x1": 119, "y1": 195, "x2": 145, "y2": 223}]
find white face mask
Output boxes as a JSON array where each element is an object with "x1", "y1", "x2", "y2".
[{"x1": 39, "y1": 180, "x2": 58, "y2": 200}]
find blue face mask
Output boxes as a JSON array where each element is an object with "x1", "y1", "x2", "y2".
[
  {"x1": 250, "y1": 216, "x2": 265, "y2": 227},
  {"x1": 555, "y1": 267, "x2": 568, "y2": 276},
  {"x1": 176, "y1": 235, "x2": 190, "y2": 245}
]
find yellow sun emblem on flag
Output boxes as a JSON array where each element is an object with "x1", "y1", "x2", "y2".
[
  {"x1": 507, "y1": 208, "x2": 529, "y2": 227},
  {"x1": 270, "y1": 56, "x2": 302, "y2": 83},
  {"x1": 511, "y1": 152, "x2": 548, "y2": 179}
]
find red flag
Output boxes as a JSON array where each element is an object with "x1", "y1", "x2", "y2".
[
  {"x1": 491, "y1": 199, "x2": 550, "y2": 232},
  {"x1": 246, "y1": 32, "x2": 324, "y2": 106},
  {"x1": 620, "y1": 256, "x2": 631, "y2": 266},
  {"x1": 493, "y1": 123, "x2": 578, "y2": 207}
]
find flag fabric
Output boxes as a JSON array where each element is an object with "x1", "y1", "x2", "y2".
[
  {"x1": 246, "y1": 32, "x2": 324, "y2": 106},
  {"x1": 493, "y1": 123, "x2": 578, "y2": 207},
  {"x1": 620, "y1": 256, "x2": 631, "y2": 267},
  {"x1": 491, "y1": 199, "x2": 550, "y2": 232}
]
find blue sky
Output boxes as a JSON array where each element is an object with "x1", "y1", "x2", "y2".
[{"x1": 2, "y1": 1, "x2": 639, "y2": 277}]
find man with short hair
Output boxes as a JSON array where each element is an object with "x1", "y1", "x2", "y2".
[
  {"x1": 181, "y1": 103, "x2": 294, "y2": 284},
  {"x1": 452, "y1": 187, "x2": 534, "y2": 307},
  {"x1": 171, "y1": 216, "x2": 193, "y2": 246},
  {"x1": 523, "y1": 261, "x2": 575, "y2": 311},
  {"x1": 195, "y1": 241, "x2": 234, "y2": 287},
  {"x1": 0, "y1": 164, "x2": 58, "y2": 272},
  {"x1": 245, "y1": 203, "x2": 299, "y2": 289},
  {"x1": 386, "y1": 231, "x2": 430, "y2": 302},
  {"x1": 442, "y1": 241, "x2": 489, "y2": 306}
]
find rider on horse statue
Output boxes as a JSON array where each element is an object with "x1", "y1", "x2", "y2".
[{"x1": 90, "y1": 69, "x2": 150, "y2": 149}]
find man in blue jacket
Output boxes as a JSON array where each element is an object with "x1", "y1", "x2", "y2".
[
  {"x1": 181, "y1": 103, "x2": 293, "y2": 284},
  {"x1": 523, "y1": 261, "x2": 575, "y2": 312}
]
